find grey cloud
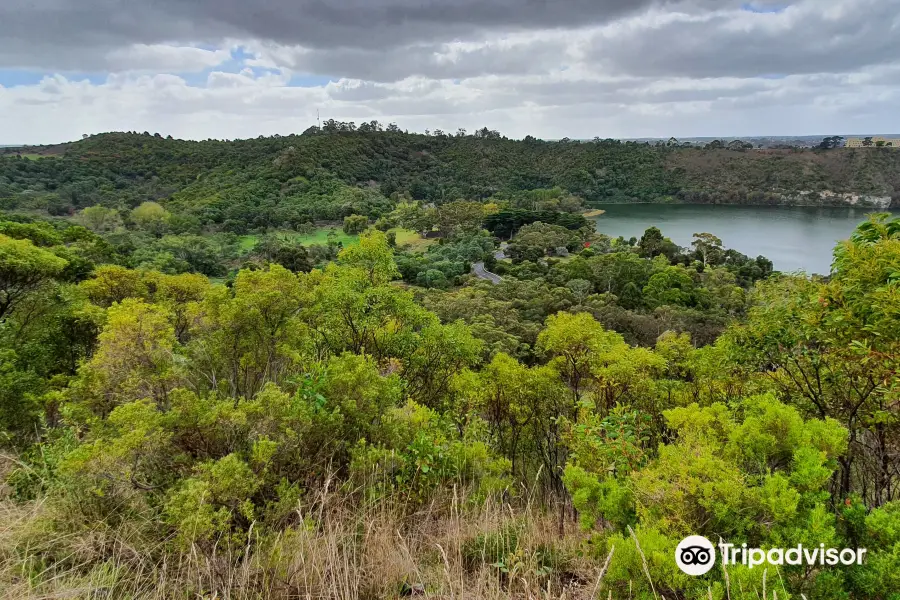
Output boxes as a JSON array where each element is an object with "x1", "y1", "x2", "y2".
[
  {"x1": 0, "y1": 0, "x2": 741, "y2": 71},
  {"x1": 588, "y1": 0, "x2": 900, "y2": 78},
  {"x1": 2, "y1": 0, "x2": 898, "y2": 144},
  {"x1": 253, "y1": 36, "x2": 571, "y2": 82}
]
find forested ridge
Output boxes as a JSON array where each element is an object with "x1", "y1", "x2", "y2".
[
  {"x1": 3, "y1": 128, "x2": 899, "y2": 221},
  {"x1": 0, "y1": 125, "x2": 899, "y2": 600}
]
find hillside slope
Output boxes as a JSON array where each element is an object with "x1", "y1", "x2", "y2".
[{"x1": 1, "y1": 131, "x2": 898, "y2": 220}]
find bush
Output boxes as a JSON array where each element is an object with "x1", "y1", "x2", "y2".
[{"x1": 343, "y1": 214, "x2": 369, "y2": 235}]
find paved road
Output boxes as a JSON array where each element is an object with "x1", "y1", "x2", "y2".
[
  {"x1": 472, "y1": 261, "x2": 502, "y2": 284},
  {"x1": 494, "y1": 242, "x2": 509, "y2": 260}
]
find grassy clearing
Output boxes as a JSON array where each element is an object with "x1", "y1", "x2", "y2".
[
  {"x1": 238, "y1": 227, "x2": 430, "y2": 255},
  {"x1": 292, "y1": 227, "x2": 360, "y2": 246},
  {"x1": 238, "y1": 234, "x2": 260, "y2": 253},
  {"x1": 391, "y1": 228, "x2": 435, "y2": 252}
]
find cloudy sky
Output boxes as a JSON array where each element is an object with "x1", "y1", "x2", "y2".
[{"x1": 2, "y1": 0, "x2": 899, "y2": 144}]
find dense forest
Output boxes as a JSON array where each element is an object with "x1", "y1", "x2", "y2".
[
  {"x1": 0, "y1": 127, "x2": 899, "y2": 599},
  {"x1": 2, "y1": 127, "x2": 899, "y2": 224}
]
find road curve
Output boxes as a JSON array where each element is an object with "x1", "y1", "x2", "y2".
[{"x1": 472, "y1": 261, "x2": 502, "y2": 284}]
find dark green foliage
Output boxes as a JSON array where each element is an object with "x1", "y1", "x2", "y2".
[
  {"x1": 506, "y1": 222, "x2": 590, "y2": 263},
  {"x1": 396, "y1": 233, "x2": 495, "y2": 288},
  {"x1": 131, "y1": 234, "x2": 238, "y2": 276},
  {"x1": 637, "y1": 226, "x2": 681, "y2": 261},
  {"x1": 0, "y1": 350, "x2": 46, "y2": 442},
  {"x1": 484, "y1": 209, "x2": 589, "y2": 239},
  {"x1": 251, "y1": 234, "x2": 314, "y2": 273}
]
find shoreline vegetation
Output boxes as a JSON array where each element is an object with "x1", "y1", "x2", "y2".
[{"x1": 0, "y1": 125, "x2": 899, "y2": 599}]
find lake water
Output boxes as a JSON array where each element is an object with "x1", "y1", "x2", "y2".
[{"x1": 591, "y1": 204, "x2": 899, "y2": 274}]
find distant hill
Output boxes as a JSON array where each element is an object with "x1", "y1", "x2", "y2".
[{"x1": 1, "y1": 129, "x2": 897, "y2": 226}]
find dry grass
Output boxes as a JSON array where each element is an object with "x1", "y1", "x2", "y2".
[
  {"x1": 0, "y1": 486, "x2": 604, "y2": 600},
  {"x1": 0, "y1": 454, "x2": 787, "y2": 600}
]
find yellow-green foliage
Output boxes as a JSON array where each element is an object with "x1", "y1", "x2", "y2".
[
  {"x1": 565, "y1": 395, "x2": 849, "y2": 599},
  {"x1": 130, "y1": 201, "x2": 170, "y2": 235},
  {"x1": 1, "y1": 215, "x2": 899, "y2": 600},
  {"x1": 0, "y1": 233, "x2": 68, "y2": 320}
]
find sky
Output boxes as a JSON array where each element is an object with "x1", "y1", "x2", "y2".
[{"x1": 2, "y1": 0, "x2": 899, "y2": 144}]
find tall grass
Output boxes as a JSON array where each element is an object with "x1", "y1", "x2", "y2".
[
  {"x1": 0, "y1": 484, "x2": 602, "y2": 600},
  {"x1": 0, "y1": 454, "x2": 794, "y2": 600}
]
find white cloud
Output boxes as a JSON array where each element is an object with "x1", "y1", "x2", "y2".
[
  {"x1": 104, "y1": 44, "x2": 232, "y2": 73},
  {"x1": 3, "y1": 62, "x2": 899, "y2": 145}
]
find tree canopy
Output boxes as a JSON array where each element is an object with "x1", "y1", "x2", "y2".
[{"x1": 0, "y1": 131, "x2": 899, "y2": 600}]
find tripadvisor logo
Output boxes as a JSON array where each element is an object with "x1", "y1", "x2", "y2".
[
  {"x1": 675, "y1": 536, "x2": 867, "y2": 576},
  {"x1": 676, "y1": 536, "x2": 716, "y2": 576}
]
